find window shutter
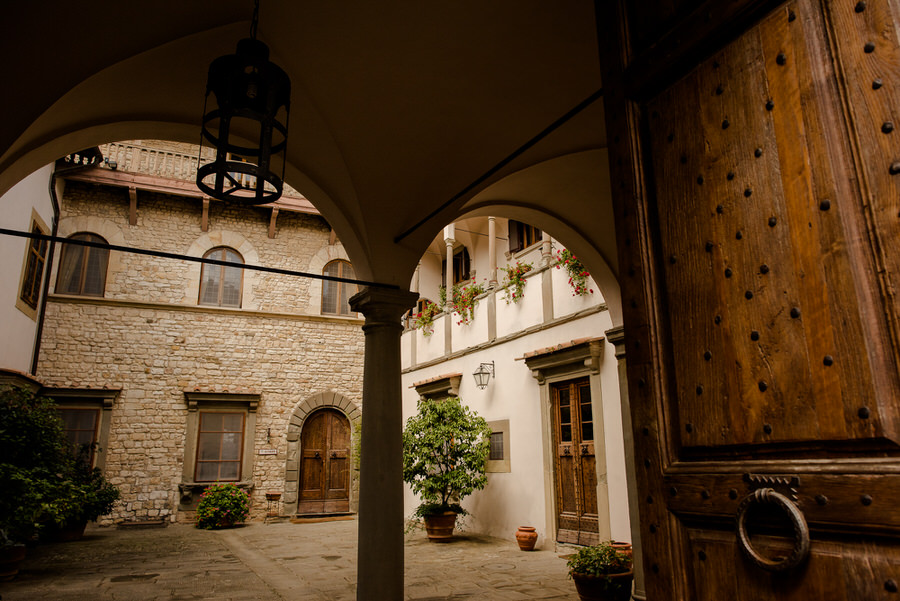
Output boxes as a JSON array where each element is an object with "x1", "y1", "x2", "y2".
[{"x1": 508, "y1": 220, "x2": 522, "y2": 253}]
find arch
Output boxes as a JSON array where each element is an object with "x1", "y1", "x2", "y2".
[
  {"x1": 184, "y1": 230, "x2": 260, "y2": 310},
  {"x1": 53, "y1": 216, "x2": 126, "y2": 295},
  {"x1": 304, "y1": 243, "x2": 353, "y2": 315},
  {"x1": 283, "y1": 391, "x2": 361, "y2": 512},
  {"x1": 199, "y1": 246, "x2": 244, "y2": 308}
]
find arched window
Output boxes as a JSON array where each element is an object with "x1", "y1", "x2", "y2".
[
  {"x1": 56, "y1": 233, "x2": 109, "y2": 296},
  {"x1": 199, "y1": 247, "x2": 244, "y2": 307},
  {"x1": 322, "y1": 260, "x2": 358, "y2": 315}
]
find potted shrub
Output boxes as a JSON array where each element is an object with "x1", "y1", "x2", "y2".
[
  {"x1": 195, "y1": 483, "x2": 250, "y2": 529},
  {"x1": 41, "y1": 445, "x2": 120, "y2": 541},
  {"x1": 402, "y1": 396, "x2": 491, "y2": 542},
  {"x1": 567, "y1": 541, "x2": 634, "y2": 601}
]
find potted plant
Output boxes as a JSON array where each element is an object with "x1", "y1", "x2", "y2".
[
  {"x1": 566, "y1": 541, "x2": 634, "y2": 601},
  {"x1": 195, "y1": 482, "x2": 250, "y2": 529},
  {"x1": 402, "y1": 396, "x2": 491, "y2": 542},
  {"x1": 41, "y1": 445, "x2": 120, "y2": 541}
]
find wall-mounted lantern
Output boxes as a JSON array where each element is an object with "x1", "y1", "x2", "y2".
[{"x1": 473, "y1": 362, "x2": 495, "y2": 390}]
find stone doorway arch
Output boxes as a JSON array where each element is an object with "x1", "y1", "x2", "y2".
[{"x1": 283, "y1": 391, "x2": 361, "y2": 514}]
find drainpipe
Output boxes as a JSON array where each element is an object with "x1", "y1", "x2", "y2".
[{"x1": 30, "y1": 169, "x2": 61, "y2": 375}]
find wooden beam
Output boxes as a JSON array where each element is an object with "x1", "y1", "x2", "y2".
[
  {"x1": 128, "y1": 186, "x2": 137, "y2": 225},
  {"x1": 201, "y1": 197, "x2": 210, "y2": 232},
  {"x1": 268, "y1": 207, "x2": 279, "y2": 239}
]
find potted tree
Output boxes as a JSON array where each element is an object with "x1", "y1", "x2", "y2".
[
  {"x1": 402, "y1": 396, "x2": 491, "y2": 542},
  {"x1": 566, "y1": 541, "x2": 634, "y2": 601}
]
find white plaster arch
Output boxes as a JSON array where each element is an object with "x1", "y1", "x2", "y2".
[
  {"x1": 283, "y1": 391, "x2": 362, "y2": 512},
  {"x1": 304, "y1": 243, "x2": 354, "y2": 315},
  {"x1": 52, "y1": 216, "x2": 127, "y2": 294},
  {"x1": 184, "y1": 230, "x2": 261, "y2": 310}
]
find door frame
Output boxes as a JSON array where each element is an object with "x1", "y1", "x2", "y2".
[
  {"x1": 283, "y1": 391, "x2": 361, "y2": 514},
  {"x1": 525, "y1": 338, "x2": 611, "y2": 545}
]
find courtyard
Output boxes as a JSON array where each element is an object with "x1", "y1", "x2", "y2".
[{"x1": 1, "y1": 519, "x2": 580, "y2": 600}]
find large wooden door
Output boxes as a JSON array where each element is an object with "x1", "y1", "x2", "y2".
[
  {"x1": 599, "y1": 0, "x2": 900, "y2": 598},
  {"x1": 298, "y1": 409, "x2": 351, "y2": 514},
  {"x1": 552, "y1": 378, "x2": 600, "y2": 545}
]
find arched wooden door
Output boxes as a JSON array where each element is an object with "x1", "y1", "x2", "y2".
[{"x1": 298, "y1": 408, "x2": 351, "y2": 514}]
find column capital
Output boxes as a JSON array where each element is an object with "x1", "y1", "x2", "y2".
[{"x1": 349, "y1": 287, "x2": 419, "y2": 324}]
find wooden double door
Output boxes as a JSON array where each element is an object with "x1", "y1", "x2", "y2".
[
  {"x1": 298, "y1": 409, "x2": 351, "y2": 514},
  {"x1": 599, "y1": 0, "x2": 900, "y2": 598},
  {"x1": 551, "y1": 378, "x2": 600, "y2": 545}
]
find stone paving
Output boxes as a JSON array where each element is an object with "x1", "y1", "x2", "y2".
[{"x1": 1, "y1": 519, "x2": 580, "y2": 600}]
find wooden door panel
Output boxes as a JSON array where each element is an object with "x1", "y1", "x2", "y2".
[
  {"x1": 687, "y1": 529, "x2": 900, "y2": 601},
  {"x1": 598, "y1": 0, "x2": 900, "y2": 597},
  {"x1": 647, "y1": 1, "x2": 891, "y2": 453},
  {"x1": 299, "y1": 409, "x2": 351, "y2": 513}
]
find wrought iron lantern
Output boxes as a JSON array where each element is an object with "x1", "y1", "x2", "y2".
[
  {"x1": 473, "y1": 362, "x2": 495, "y2": 390},
  {"x1": 196, "y1": 0, "x2": 290, "y2": 205}
]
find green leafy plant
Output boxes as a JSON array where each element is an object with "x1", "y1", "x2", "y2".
[
  {"x1": 0, "y1": 386, "x2": 110, "y2": 542},
  {"x1": 556, "y1": 248, "x2": 594, "y2": 297},
  {"x1": 500, "y1": 261, "x2": 533, "y2": 304},
  {"x1": 566, "y1": 541, "x2": 632, "y2": 577},
  {"x1": 195, "y1": 482, "x2": 250, "y2": 529},
  {"x1": 402, "y1": 396, "x2": 492, "y2": 516},
  {"x1": 449, "y1": 281, "x2": 487, "y2": 325},
  {"x1": 412, "y1": 300, "x2": 441, "y2": 336}
]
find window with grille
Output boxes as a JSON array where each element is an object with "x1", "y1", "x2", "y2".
[
  {"x1": 19, "y1": 221, "x2": 49, "y2": 310},
  {"x1": 199, "y1": 247, "x2": 244, "y2": 307},
  {"x1": 489, "y1": 431, "x2": 504, "y2": 460},
  {"x1": 322, "y1": 259, "x2": 358, "y2": 315},
  {"x1": 56, "y1": 232, "x2": 109, "y2": 296},
  {"x1": 195, "y1": 412, "x2": 245, "y2": 482}
]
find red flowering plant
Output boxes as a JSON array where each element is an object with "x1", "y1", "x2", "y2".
[
  {"x1": 412, "y1": 299, "x2": 441, "y2": 336},
  {"x1": 556, "y1": 248, "x2": 594, "y2": 297},
  {"x1": 195, "y1": 482, "x2": 250, "y2": 529},
  {"x1": 449, "y1": 281, "x2": 486, "y2": 325},
  {"x1": 500, "y1": 261, "x2": 533, "y2": 305}
]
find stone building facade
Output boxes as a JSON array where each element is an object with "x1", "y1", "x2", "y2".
[{"x1": 35, "y1": 141, "x2": 365, "y2": 524}]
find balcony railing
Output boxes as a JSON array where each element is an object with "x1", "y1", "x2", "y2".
[{"x1": 97, "y1": 141, "x2": 302, "y2": 198}]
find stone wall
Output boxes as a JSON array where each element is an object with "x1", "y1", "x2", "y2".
[{"x1": 38, "y1": 180, "x2": 365, "y2": 524}]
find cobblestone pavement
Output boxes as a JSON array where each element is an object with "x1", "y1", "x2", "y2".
[{"x1": 1, "y1": 520, "x2": 580, "y2": 600}]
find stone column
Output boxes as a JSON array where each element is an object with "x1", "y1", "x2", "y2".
[
  {"x1": 349, "y1": 287, "x2": 419, "y2": 601},
  {"x1": 444, "y1": 225, "x2": 455, "y2": 355},
  {"x1": 604, "y1": 325, "x2": 645, "y2": 601},
  {"x1": 541, "y1": 230, "x2": 552, "y2": 267},
  {"x1": 488, "y1": 216, "x2": 498, "y2": 288}
]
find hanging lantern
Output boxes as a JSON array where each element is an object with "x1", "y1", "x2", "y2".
[{"x1": 196, "y1": 0, "x2": 290, "y2": 205}]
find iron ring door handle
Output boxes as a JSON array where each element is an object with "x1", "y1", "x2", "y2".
[
  {"x1": 563, "y1": 447, "x2": 571, "y2": 455},
  {"x1": 736, "y1": 488, "x2": 810, "y2": 572},
  {"x1": 331, "y1": 452, "x2": 337, "y2": 459},
  {"x1": 314, "y1": 451, "x2": 321, "y2": 459}
]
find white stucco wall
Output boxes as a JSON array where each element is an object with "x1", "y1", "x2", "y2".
[
  {"x1": 402, "y1": 222, "x2": 630, "y2": 548},
  {"x1": 401, "y1": 309, "x2": 629, "y2": 548},
  {"x1": 0, "y1": 165, "x2": 54, "y2": 374}
]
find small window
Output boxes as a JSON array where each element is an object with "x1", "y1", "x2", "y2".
[
  {"x1": 199, "y1": 247, "x2": 243, "y2": 307},
  {"x1": 489, "y1": 431, "x2": 504, "y2": 460},
  {"x1": 196, "y1": 412, "x2": 245, "y2": 482},
  {"x1": 441, "y1": 247, "x2": 471, "y2": 285},
  {"x1": 19, "y1": 220, "x2": 49, "y2": 312},
  {"x1": 508, "y1": 220, "x2": 542, "y2": 254},
  {"x1": 486, "y1": 419, "x2": 510, "y2": 473},
  {"x1": 322, "y1": 260, "x2": 358, "y2": 315},
  {"x1": 56, "y1": 233, "x2": 109, "y2": 296}
]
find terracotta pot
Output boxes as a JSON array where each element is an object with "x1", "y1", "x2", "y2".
[
  {"x1": 610, "y1": 541, "x2": 633, "y2": 558},
  {"x1": 515, "y1": 526, "x2": 538, "y2": 551},
  {"x1": 423, "y1": 511, "x2": 457, "y2": 543},
  {"x1": 571, "y1": 569, "x2": 634, "y2": 601},
  {"x1": 0, "y1": 544, "x2": 26, "y2": 581}
]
